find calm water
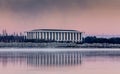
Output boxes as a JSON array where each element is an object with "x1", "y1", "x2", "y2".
[{"x1": 0, "y1": 49, "x2": 120, "y2": 74}]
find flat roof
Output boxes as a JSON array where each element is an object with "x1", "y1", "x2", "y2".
[
  {"x1": 24, "y1": 29, "x2": 83, "y2": 33},
  {"x1": 31, "y1": 29, "x2": 78, "y2": 32}
]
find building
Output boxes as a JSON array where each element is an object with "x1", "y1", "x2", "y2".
[{"x1": 25, "y1": 29, "x2": 83, "y2": 42}]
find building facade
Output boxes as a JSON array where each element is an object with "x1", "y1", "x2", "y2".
[{"x1": 25, "y1": 29, "x2": 83, "y2": 42}]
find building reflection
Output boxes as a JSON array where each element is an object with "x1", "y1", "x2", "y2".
[{"x1": 0, "y1": 52, "x2": 82, "y2": 67}]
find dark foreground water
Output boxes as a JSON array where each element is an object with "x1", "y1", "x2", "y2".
[{"x1": 0, "y1": 49, "x2": 120, "y2": 74}]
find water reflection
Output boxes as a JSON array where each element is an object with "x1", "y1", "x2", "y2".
[
  {"x1": 1, "y1": 50, "x2": 120, "y2": 74},
  {"x1": 1, "y1": 50, "x2": 120, "y2": 68},
  {"x1": 0, "y1": 51, "x2": 82, "y2": 67}
]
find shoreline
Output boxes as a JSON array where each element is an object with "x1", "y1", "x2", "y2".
[
  {"x1": 0, "y1": 42, "x2": 120, "y2": 48},
  {"x1": 0, "y1": 48, "x2": 120, "y2": 57}
]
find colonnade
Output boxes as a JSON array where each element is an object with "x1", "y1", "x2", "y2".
[{"x1": 26, "y1": 31, "x2": 82, "y2": 42}]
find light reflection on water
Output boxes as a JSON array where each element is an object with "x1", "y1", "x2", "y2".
[{"x1": 0, "y1": 51, "x2": 120, "y2": 74}]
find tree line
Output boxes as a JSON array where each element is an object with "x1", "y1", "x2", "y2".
[
  {"x1": 0, "y1": 35, "x2": 120, "y2": 44},
  {"x1": 0, "y1": 35, "x2": 25, "y2": 42},
  {"x1": 84, "y1": 36, "x2": 120, "y2": 44}
]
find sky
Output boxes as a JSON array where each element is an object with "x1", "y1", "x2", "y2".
[{"x1": 0, "y1": 0, "x2": 120, "y2": 35}]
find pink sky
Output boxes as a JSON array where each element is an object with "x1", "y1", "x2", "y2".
[{"x1": 0, "y1": 0, "x2": 120, "y2": 35}]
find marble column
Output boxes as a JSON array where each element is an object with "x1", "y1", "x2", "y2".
[
  {"x1": 78, "y1": 33, "x2": 80, "y2": 42},
  {"x1": 75, "y1": 33, "x2": 78, "y2": 42},
  {"x1": 37, "y1": 32, "x2": 39, "y2": 39},
  {"x1": 80, "y1": 33, "x2": 82, "y2": 42},
  {"x1": 30, "y1": 32, "x2": 32, "y2": 39},
  {"x1": 51, "y1": 32, "x2": 53, "y2": 40},
  {"x1": 48, "y1": 32, "x2": 50, "y2": 40},
  {"x1": 40, "y1": 32, "x2": 42, "y2": 39},
  {"x1": 63, "y1": 32, "x2": 65, "y2": 41},
  {"x1": 73, "y1": 33, "x2": 75, "y2": 42},
  {"x1": 37, "y1": 32, "x2": 38, "y2": 39},
  {"x1": 61, "y1": 32, "x2": 63, "y2": 41},
  {"x1": 71, "y1": 33, "x2": 74, "y2": 41},
  {"x1": 55, "y1": 32, "x2": 57, "y2": 41},
  {"x1": 70, "y1": 32, "x2": 72, "y2": 41},
  {"x1": 59, "y1": 32, "x2": 61, "y2": 41},
  {"x1": 67, "y1": 32, "x2": 69, "y2": 41},
  {"x1": 39, "y1": 32, "x2": 41, "y2": 39},
  {"x1": 42, "y1": 32, "x2": 44, "y2": 39},
  {"x1": 44, "y1": 32, "x2": 45, "y2": 40},
  {"x1": 44, "y1": 32, "x2": 46, "y2": 40},
  {"x1": 35, "y1": 32, "x2": 37, "y2": 39},
  {"x1": 36, "y1": 32, "x2": 38, "y2": 39},
  {"x1": 45, "y1": 32, "x2": 47, "y2": 40},
  {"x1": 58, "y1": 32, "x2": 60, "y2": 41}
]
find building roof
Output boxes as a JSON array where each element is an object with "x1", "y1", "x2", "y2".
[
  {"x1": 23, "y1": 29, "x2": 83, "y2": 33},
  {"x1": 31, "y1": 29, "x2": 80, "y2": 32}
]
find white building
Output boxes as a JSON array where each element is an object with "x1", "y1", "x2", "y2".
[{"x1": 25, "y1": 29, "x2": 83, "y2": 42}]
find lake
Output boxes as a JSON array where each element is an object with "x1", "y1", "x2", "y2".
[{"x1": 0, "y1": 48, "x2": 120, "y2": 74}]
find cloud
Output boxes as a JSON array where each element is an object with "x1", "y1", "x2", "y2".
[
  {"x1": 0, "y1": 0, "x2": 89, "y2": 13},
  {"x1": 0, "y1": 0, "x2": 120, "y2": 14},
  {"x1": 0, "y1": 0, "x2": 120, "y2": 34},
  {"x1": 0, "y1": 0, "x2": 120, "y2": 17}
]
